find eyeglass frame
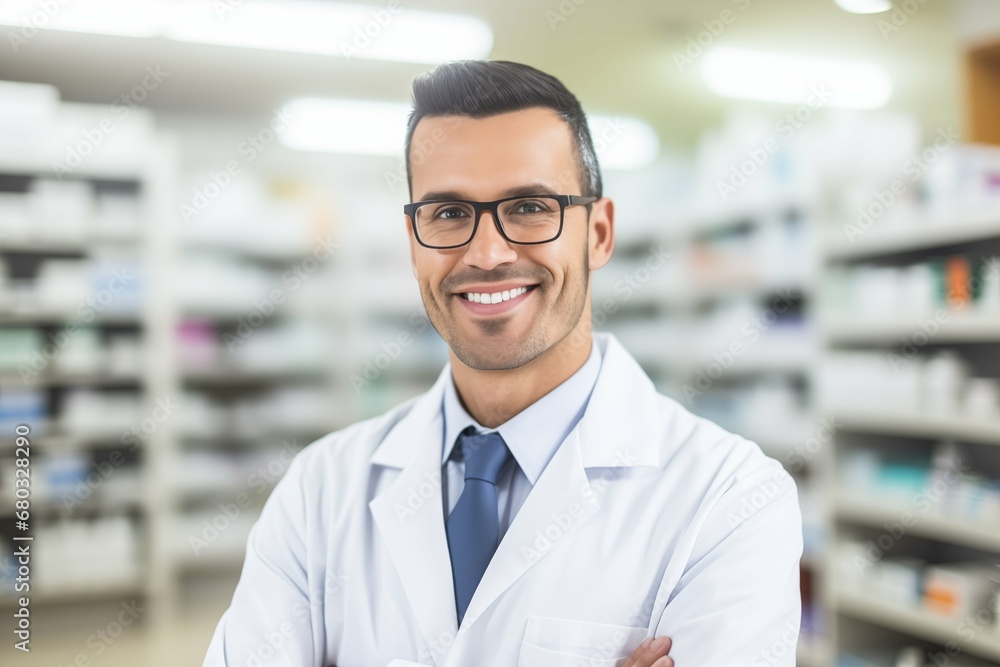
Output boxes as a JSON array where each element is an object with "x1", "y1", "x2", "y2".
[{"x1": 404, "y1": 194, "x2": 599, "y2": 250}]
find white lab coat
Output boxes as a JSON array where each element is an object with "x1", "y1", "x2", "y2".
[{"x1": 203, "y1": 331, "x2": 803, "y2": 667}]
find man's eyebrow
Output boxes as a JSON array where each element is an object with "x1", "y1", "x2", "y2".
[{"x1": 416, "y1": 183, "x2": 560, "y2": 201}]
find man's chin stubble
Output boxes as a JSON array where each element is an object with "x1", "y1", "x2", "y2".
[{"x1": 446, "y1": 314, "x2": 550, "y2": 371}]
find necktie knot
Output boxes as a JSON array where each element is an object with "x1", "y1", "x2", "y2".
[{"x1": 458, "y1": 427, "x2": 511, "y2": 485}]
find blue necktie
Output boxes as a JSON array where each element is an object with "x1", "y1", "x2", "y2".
[{"x1": 446, "y1": 426, "x2": 513, "y2": 625}]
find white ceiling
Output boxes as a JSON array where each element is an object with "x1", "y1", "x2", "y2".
[{"x1": 0, "y1": 0, "x2": 967, "y2": 151}]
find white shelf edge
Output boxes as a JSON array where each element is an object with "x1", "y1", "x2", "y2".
[
  {"x1": 821, "y1": 313, "x2": 1000, "y2": 344},
  {"x1": 835, "y1": 494, "x2": 1000, "y2": 552},
  {"x1": 830, "y1": 409, "x2": 1000, "y2": 446},
  {"x1": 825, "y1": 210, "x2": 1000, "y2": 261},
  {"x1": 834, "y1": 588, "x2": 1000, "y2": 662}
]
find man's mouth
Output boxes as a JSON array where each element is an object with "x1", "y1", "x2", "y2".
[{"x1": 457, "y1": 285, "x2": 537, "y2": 304}]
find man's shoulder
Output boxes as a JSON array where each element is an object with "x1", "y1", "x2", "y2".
[
  {"x1": 650, "y1": 389, "x2": 792, "y2": 492},
  {"x1": 647, "y1": 392, "x2": 801, "y2": 557}
]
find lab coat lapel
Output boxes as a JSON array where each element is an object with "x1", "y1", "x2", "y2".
[
  {"x1": 458, "y1": 332, "x2": 662, "y2": 630},
  {"x1": 369, "y1": 367, "x2": 457, "y2": 667}
]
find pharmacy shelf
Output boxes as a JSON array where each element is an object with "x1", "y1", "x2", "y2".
[
  {"x1": 825, "y1": 209, "x2": 1000, "y2": 262},
  {"x1": 180, "y1": 368, "x2": 328, "y2": 386},
  {"x1": 822, "y1": 313, "x2": 1000, "y2": 344},
  {"x1": 182, "y1": 429, "x2": 332, "y2": 448},
  {"x1": 661, "y1": 278, "x2": 810, "y2": 311},
  {"x1": 0, "y1": 312, "x2": 143, "y2": 326},
  {"x1": 0, "y1": 580, "x2": 147, "y2": 609},
  {"x1": 742, "y1": 424, "x2": 819, "y2": 460},
  {"x1": 0, "y1": 157, "x2": 145, "y2": 183},
  {"x1": 31, "y1": 492, "x2": 146, "y2": 516},
  {"x1": 0, "y1": 238, "x2": 141, "y2": 254},
  {"x1": 0, "y1": 372, "x2": 143, "y2": 388},
  {"x1": 832, "y1": 409, "x2": 1000, "y2": 446},
  {"x1": 0, "y1": 425, "x2": 146, "y2": 452},
  {"x1": 834, "y1": 588, "x2": 1000, "y2": 663},
  {"x1": 835, "y1": 494, "x2": 1000, "y2": 553},
  {"x1": 667, "y1": 193, "x2": 807, "y2": 242},
  {"x1": 678, "y1": 341, "x2": 816, "y2": 375}
]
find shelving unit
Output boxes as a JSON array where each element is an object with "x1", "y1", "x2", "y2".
[
  {"x1": 0, "y1": 92, "x2": 179, "y2": 646},
  {"x1": 820, "y1": 200, "x2": 1000, "y2": 664}
]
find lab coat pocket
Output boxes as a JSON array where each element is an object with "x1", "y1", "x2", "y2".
[{"x1": 517, "y1": 615, "x2": 648, "y2": 667}]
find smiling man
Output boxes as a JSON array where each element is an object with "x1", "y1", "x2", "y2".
[{"x1": 203, "y1": 60, "x2": 803, "y2": 667}]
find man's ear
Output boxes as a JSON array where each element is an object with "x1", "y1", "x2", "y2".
[{"x1": 588, "y1": 197, "x2": 615, "y2": 271}]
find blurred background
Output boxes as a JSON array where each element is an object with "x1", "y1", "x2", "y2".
[{"x1": 1, "y1": 0, "x2": 999, "y2": 665}]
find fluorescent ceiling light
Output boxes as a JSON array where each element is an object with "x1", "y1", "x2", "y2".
[
  {"x1": 0, "y1": 0, "x2": 164, "y2": 37},
  {"x1": 277, "y1": 100, "x2": 662, "y2": 169},
  {"x1": 833, "y1": 0, "x2": 893, "y2": 14},
  {"x1": 588, "y1": 114, "x2": 660, "y2": 170},
  {"x1": 701, "y1": 46, "x2": 892, "y2": 110},
  {"x1": 0, "y1": 0, "x2": 492, "y2": 63},
  {"x1": 278, "y1": 98, "x2": 410, "y2": 156}
]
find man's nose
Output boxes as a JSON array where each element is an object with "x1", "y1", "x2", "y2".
[{"x1": 463, "y1": 209, "x2": 518, "y2": 270}]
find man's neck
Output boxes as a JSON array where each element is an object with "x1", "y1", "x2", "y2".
[{"x1": 450, "y1": 320, "x2": 593, "y2": 429}]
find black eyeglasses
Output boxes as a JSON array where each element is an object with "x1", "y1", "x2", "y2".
[{"x1": 404, "y1": 194, "x2": 598, "y2": 249}]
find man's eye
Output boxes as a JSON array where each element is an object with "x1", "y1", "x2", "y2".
[{"x1": 437, "y1": 207, "x2": 467, "y2": 220}]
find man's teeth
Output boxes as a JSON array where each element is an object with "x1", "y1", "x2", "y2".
[{"x1": 464, "y1": 286, "x2": 531, "y2": 304}]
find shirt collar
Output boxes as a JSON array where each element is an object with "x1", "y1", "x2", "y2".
[{"x1": 441, "y1": 336, "x2": 603, "y2": 485}]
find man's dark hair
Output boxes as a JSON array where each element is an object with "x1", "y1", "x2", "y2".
[{"x1": 404, "y1": 60, "x2": 602, "y2": 201}]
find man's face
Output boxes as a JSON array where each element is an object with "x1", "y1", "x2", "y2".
[{"x1": 406, "y1": 106, "x2": 613, "y2": 371}]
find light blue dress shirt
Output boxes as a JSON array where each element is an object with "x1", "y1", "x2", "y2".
[{"x1": 440, "y1": 336, "x2": 602, "y2": 540}]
